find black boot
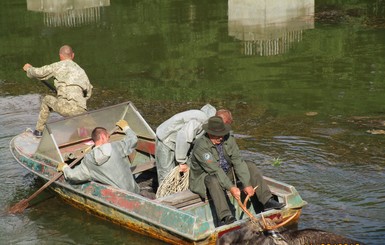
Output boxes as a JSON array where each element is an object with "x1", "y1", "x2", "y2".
[
  {"x1": 33, "y1": 130, "x2": 43, "y2": 138},
  {"x1": 220, "y1": 215, "x2": 236, "y2": 226},
  {"x1": 264, "y1": 197, "x2": 285, "y2": 210}
]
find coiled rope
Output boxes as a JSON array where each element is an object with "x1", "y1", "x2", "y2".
[{"x1": 156, "y1": 166, "x2": 189, "y2": 198}]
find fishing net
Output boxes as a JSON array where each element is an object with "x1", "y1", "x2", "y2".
[{"x1": 156, "y1": 166, "x2": 189, "y2": 198}]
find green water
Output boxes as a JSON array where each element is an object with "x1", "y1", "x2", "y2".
[{"x1": 1, "y1": 0, "x2": 384, "y2": 244}]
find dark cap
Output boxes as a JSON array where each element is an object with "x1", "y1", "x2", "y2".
[{"x1": 202, "y1": 116, "x2": 231, "y2": 136}]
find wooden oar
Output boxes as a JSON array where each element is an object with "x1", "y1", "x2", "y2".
[{"x1": 9, "y1": 150, "x2": 88, "y2": 214}]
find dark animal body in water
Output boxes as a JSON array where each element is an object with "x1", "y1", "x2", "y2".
[{"x1": 218, "y1": 224, "x2": 366, "y2": 245}]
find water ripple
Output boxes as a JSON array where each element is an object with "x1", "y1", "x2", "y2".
[{"x1": 241, "y1": 133, "x2": 385, "y2": 244}]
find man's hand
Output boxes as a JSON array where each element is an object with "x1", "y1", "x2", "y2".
[
  {"x1": 179, "y1": 164, "x2": 189, "y2": 173},
  {"x1": 229, "y1": 186, "x2": 241, "y2": 200},
  {"x1": 116, "y1": 119, "x2": 129, "y2": 130},
  {"x1": 57, "y1": 162, "x2": 68, "y2": 172},
  {"x1": 243, "y1": 186, "x2": 255, "y2": 197},
  {"x1": 23, "y1": 63, "x2": 32, "y2": 71}
]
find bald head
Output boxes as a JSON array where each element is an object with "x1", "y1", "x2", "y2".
[
  {"x1": 59, "y1": 45, "x2": 74, "y2": 60},
  {"x1": 216, "y1": 109, "x2": 233, "y2": 125}
]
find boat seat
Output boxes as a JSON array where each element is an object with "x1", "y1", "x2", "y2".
[
  {"x1": 156, "y1": 177, "x2": 289, "y2": 210},
  {"x1": 156, "y1": 189, "x2": 206, "y2": 209},
  {"x1": 131, "y1": 159, "x2": 156, "y2": 175}
]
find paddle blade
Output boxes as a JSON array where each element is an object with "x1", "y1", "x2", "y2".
[{"x1": 9, "y1": 199, "x2": 29, "y2": 214}]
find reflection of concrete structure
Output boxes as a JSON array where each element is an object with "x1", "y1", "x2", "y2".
[
  {"x1": 27, "y1": 0, "x2": 110, "y2": 27},
  {"x1": 228, "y1": 0, "x2": 314, "y2": 56}
]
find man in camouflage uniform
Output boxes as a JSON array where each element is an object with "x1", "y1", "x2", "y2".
[{"x1": 23, "y1": 45, "x2": 93, "y2": 137}]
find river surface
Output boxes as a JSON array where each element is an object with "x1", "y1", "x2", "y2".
[{"x1": 1, "y1": 0, "x2": 385, "y2": 244}]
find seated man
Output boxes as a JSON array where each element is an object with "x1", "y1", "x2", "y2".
[
  {"x1": 189, "y1": 116, "x2": 284, "y2": 226},
  {"x1": 57, "y1": 119, "x2": 140, "y2": 193}
]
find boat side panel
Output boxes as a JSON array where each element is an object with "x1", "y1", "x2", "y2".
[
  {"x1": 264, "y1": 176, "x2": 308, "y2": 209},
  {"x1": 52, "y1": 183, "x2": 214, "y2": 243},
  {"x1": 53, "y1": 186, "x2": 190, "y2": 245}
]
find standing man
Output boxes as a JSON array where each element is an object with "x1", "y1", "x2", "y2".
[
  {"x1": 189, "y1": 116, "x2": 284, "y2": 226},
  {"x1": 155, "y1": 104, "x2": 216, "y2": 186},
  {"x1": 57, "y1": 120, "x2": 140, "y2": 193},
  {"x1": 23, "y1": 45, "x2": 93, "y2": 137}
]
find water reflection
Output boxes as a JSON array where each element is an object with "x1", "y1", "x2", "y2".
[
  {"x1": 26, "y1": 0, "x2": 110, "y2": 27},
  {"x1": 228, "y1": 0, "x2": 314, "y2": 56}
]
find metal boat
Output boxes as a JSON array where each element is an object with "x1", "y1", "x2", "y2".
[{"x1": 10, "y1": 101, "x2": 307, "y2": 244}]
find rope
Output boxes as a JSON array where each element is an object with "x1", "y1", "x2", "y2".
[{"x1": 156, "y1": 166, "x2": 189, "y2": 198}]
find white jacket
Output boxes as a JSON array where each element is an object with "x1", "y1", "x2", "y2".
[{"x1": 156, "y1": 104, "x2": 216, "y2": 163}]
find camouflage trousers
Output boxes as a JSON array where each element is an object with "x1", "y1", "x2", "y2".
[{"x1": 35, "y1": 95, "x2": 86, "y2": 131}]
